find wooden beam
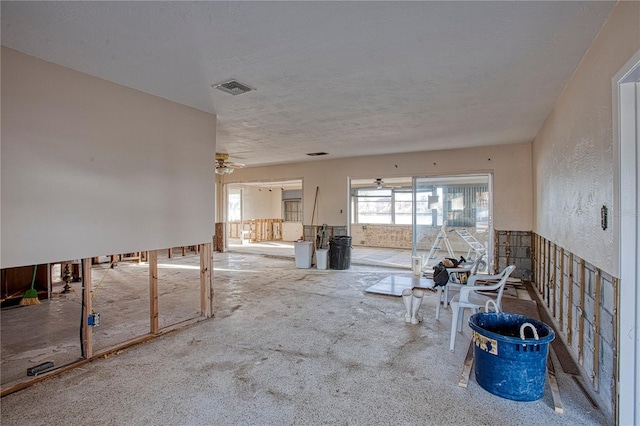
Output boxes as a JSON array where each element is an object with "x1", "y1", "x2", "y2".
[
  {"x1": 536, "y1": 234, "x2": 541, "y2": 293},
  {"x1": 536, "y1": 235, "x2": 542, "y2": 293},
  {"x1": 200, "y1": 243, "x2": 213, "y2": 318},
  {"x1": 81, "y1": 258, "x2": 93, "y2": 359},
  {"x1": 545, "y1": 239, "x2": 551, "y2": 307},
  {"x1": 149, "y1": 250, "x2": 159, "y2": 335},
  {"x1": 593, "y1": 268, "x2": 601, "y2": 391},
  {"x1": 547, "y1": 352, "x2": 564, "y2": 414},
  {"x1": 458, "y1": 340, "x2": 475, "y2": 388},
  {"x1": 567, "y1": 252, "x2": 574, "y2": 345},
  {"x1": 551, "y1": 243, "x2": 557, "y2": 317},
  {"x1": 505, "y1": 231, "x2": 511, "y2": 267},
  {"x1": 1, "y1": 316, "x2": 211, "y2": 397},
  {"x1": 612, "y1": 276, "x2": 619, "y2": 423},
  {"x1": 578, "y1": 259, "x2": 585, "y2": 365},
  {"x1": 559, "y1": 248, "x2": 565, "y2": 333}
]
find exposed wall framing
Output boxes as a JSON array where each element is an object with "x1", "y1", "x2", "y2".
[
  {"x1": 1, "y1": 243, "x2": 214, "y2": 397},
  {"x1": 228, "y1": 219, "x2": 283, "y2": 242},
  {"x1": 303, "y1": 225, "x2": 347, "y2": 247},
  {"x1": 494, "y1": 230, "x2": 532, "y2": 280},
  {"x1": 532, "y1": 233, "x2": 617, "y2": 418}
]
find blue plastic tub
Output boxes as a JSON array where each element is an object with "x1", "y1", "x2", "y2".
[{"x1": 469, "y1": 312, "x2": 555, "y2": 401}]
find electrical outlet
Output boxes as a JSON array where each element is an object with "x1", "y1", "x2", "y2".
[{"x1": 88, "y1": 313, "x2": 100, "y2": 327}]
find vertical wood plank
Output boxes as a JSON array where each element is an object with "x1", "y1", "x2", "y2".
[
  {"x1": 545, "y1": 239, "x2": 551, "y2": 305},
  {"x1": 559, "y1": 248, "x2": 565, "y2": 333},
  {"x1": 593, "y1": 268, "x2": 601, "y2": 391},
  {"x1": 531, "y1": 233, "x2": 536, "y2": 288},
  {"x1": 536, "y1": 235, "x2": 541, "y2": 293},
  {"x1": 537, "y1": 234, "x2": 542, "y2": 294},
  {"x1": 505, "y1": 231, "x2": 511, "y2": 267},
  {"x1": 578, "y1": 258, "x2": 585, "y2": 365},
  {"x1": 612, "y1": 276, "x2": 619, "y2": 423},
  {"x1": 149, "y1": 250, "x2": 159, "y2": 335},
  {"x1": 567, "y1": 252, "x2": 574, "y2": 345},
  {"x1": 81, "y1": 258, "x2": 93, "y2": 359},
  {"x1": 542, "y1": 239, "x2": 549, "y2": 298},
  {"x1": 200, "y1": 243, "x2": 213, "y2": 318},
  {"x1": 494, "y1": 229, "x2": 500, "y2": 274},
  {"x1": 552, "y1": 243, "x2": 557, "y2": 318}
]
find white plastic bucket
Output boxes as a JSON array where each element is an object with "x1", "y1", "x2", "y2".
[
  {"x1": 294, "y1": 241, "x2": 313, "y2": 268},
  {"x1": 316, "y1": 248, "x2": 328, "y2": 270}
]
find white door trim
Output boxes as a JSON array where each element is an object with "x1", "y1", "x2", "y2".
[{"x1": 612, "y1": 49, "x2": 640, "y2": 426}]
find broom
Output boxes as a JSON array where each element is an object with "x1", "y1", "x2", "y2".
[{"x1": 19, "y1": 265, "x2": 40, "y2": 306}]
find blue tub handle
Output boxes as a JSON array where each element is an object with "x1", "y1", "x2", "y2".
[{"x1": 520, "y1": 322, "x2": 539, "y2": 340}]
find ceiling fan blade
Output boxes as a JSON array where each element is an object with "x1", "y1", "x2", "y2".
[{"x1": 226, "y1": 162, "x2": 245, "y2": 168}]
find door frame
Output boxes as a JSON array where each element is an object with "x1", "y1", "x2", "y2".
[{"x1": 612, "y1": 49, "x2": 640, "y2": 426}]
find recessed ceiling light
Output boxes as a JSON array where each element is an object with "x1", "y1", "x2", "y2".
[
  {"x1": 211, "y1": 80, "x2": 255, "y2": 96},
  {"x1": 306, "y1": 152, "x2": 329, "y2": 156}
]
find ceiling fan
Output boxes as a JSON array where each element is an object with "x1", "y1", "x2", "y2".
[
  {"x1": 215, "y1": 153, "x2": 245, "y2": 175},
  {"x1": 373, "y1": 178, "x2": 401, "y2": 189}
]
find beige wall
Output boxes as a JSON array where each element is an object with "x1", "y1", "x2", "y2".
[
  {"x1": 238, "y1": 185, "x2": 282, "y2": 220},
  {"x1": 1, "y1": 48, "x2": 217, "y2": 268},
  {"x1": 532, "y1": 1, "x2": 640, "y2": 275},
  {"x1": 224, "y1": 142, "x2": 533, "y2": 232}
]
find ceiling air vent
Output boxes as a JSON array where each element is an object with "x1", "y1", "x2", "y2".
[
  {"x1": 306, "y1": 152, "x2": 329, "y2": 156},
  {"x1": 212, "y1": 80, "x2": 255, "y2": 96}
]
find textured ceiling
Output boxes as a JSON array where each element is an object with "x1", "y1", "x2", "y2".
[{"x1": 1, "y1": 1, "x2": 615, "y2": 167}]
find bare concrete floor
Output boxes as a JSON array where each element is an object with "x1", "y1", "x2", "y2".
[{"x1": 1, "y1": 251, "x2": 607, "y2": 425}]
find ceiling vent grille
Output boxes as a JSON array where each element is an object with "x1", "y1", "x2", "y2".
[{"x1": 212, "y1": 80, "x2": 255, "y2": 96}]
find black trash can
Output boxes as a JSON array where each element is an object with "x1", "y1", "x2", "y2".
[
  {"x1": 329, "y1": 236, "x2": 352, "y2": 270},
  {"x1": 469, "y1": 312, "x2": 555, "y2": 401}
]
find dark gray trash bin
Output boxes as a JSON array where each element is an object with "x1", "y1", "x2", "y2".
[{"x1": 329, "y1": 236, "x2": 352, "y2": 270}]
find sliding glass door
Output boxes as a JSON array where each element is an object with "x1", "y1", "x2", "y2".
[{"x1": 413, "y1": 174, "x2": 492, "y2": 272}]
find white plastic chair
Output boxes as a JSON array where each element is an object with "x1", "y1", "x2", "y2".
[
  {"x1": 449, "y1": 265, "x2": 516, "y2": 352},
  {"x1": 434, "y1": 253, "x2": 485, "y2": 320}
]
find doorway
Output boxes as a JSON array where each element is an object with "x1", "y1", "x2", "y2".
[{"x1": 225, "y1": 179, "x2": 304, "y2": 252}]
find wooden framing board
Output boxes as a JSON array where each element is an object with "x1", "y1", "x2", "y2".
[
  {"x1": 559, "y1": 247, "x2": 565, "y2": 334},
  {"x1": 612, "y1": 276, "x2": 619, "y2": 423},
  {"x1": 149, "y1": 250, "x2": 159, "y2": 335},
  {"x1": 548, "y1": 351, "x2": 564, "y2": 414},
  {"x1": 505, "y1": 230, "x2": 511, "y2": 266},
  {"x1": 200, "y1": 243, "x2": 213, "y2": 318},
  {"x1": 458, "y1": 340, "x2": 475, "y2": 388},
  {"x1": 544, "y1": 240, "x2": 551, "y2": 307},
  {"x1": 539, "y1": 235, "x2": 544, "y2": 294},
  {"x1": 567, "y1": 252, "x2": 574, "y2": 345},
  {"x1": 593, "y1": 268, "x2": 601, "y2": 391},
  {"x1": 81, "y1": 258, "x2": 93, "y2": 359},
  {"x1": 552, "y1": 243, "x2": 557, "y2": 318},
  {"x1": 578, "y1": 259, "x2": 585, "y2": 365}
]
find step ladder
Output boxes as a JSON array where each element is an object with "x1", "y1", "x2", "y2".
[
  {"x1": 424, "y1": 222, "x2": 455, "y2": 268},
  {"x1": 453, "y1": 228, "x2": 487, "y2": 260}
]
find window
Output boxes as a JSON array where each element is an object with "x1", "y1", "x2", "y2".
[
  {"x1": 284, "y1": 200, "x2": 302, "y2": 222},
  {"x1": 394, "y1": 191, "x2": 413, "y2": 224},
  {"x1": 415, "y1": 187, "x2": 442, "y2": 226},
  {"x1": 228, "y1": 192, "x2": 241, "y2": 222},
  {"x1": 353, "y1": 188, "x2": 412, "y2": 224}
]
